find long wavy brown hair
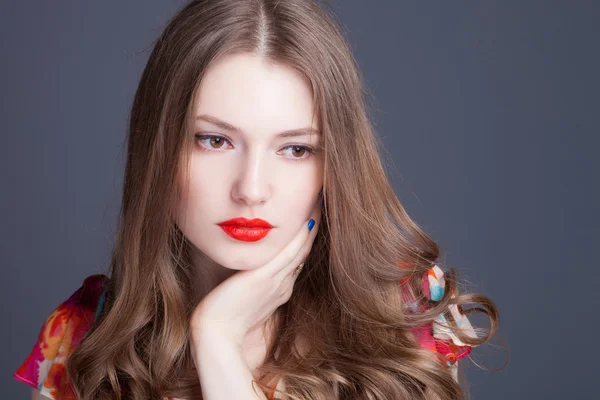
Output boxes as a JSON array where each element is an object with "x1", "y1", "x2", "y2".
[{"x1": 66, "y1": 0, "x2": 502, "y2": 398}]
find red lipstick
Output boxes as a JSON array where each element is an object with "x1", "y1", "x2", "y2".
[{"x1": 217, "y1": 217, "x2": 273, "y2": 242}]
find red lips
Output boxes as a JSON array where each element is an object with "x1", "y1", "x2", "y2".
[{"x1": 217, "y1": 217, "x2": 273, "y2": 242}]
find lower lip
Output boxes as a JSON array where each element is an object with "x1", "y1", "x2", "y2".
[{"x1": 218, "y1": 225, "x2": 272, "y2": 242}]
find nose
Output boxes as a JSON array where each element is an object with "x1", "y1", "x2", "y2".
[{"x1": 231, "y1": 148, "x2": 271, "y2": 207}]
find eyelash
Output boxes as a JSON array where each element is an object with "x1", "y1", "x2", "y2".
[{"x1": 194, "y1": 134, "x2": 317, "y2": 162}]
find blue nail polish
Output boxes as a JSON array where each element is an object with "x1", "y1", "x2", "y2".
[{"x1": 308, "y1": 219, "x2": 315, "y2": 231}]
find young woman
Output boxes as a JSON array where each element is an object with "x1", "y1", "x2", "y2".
[{"x1": 14, "y1": 0, "x2": 500, "y2": 399}]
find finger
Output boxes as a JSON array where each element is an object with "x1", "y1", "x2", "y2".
[
  {"x1": 257, "y1": 200, "x2": 322, "y2": 279},
  {"x1": 281, "y1": 254, "x2": 307, "y2": 291},
  {"x1": 278, "y1": 221, "x2": 318, "y2": 279},
  {"x1": 279, "y1": 225, "x2": 318, "y2": 302},
  {"x1": 275, "y1": 203, "x2": 322, "y2": 280},
  {"x1": 268, "y1": 201, "x2": 321, "y2": 305}
]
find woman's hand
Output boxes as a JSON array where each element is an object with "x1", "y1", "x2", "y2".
[{"x1": 189, "y1": 197, "x2": 322, "y2": 363}]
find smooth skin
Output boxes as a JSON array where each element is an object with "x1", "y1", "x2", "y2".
[
  {"x1": 30, "y1": 200, "x2": 320, "y2": 400},
  {"x1": 191, "y1": 199, "x2": 321, "y2": 399},
  {"x1": 29, "y1": 52, "x2": 323, "y2": 399},
  {"x1": 176, "y1": 52, "x2": 324, "y2": 399}
]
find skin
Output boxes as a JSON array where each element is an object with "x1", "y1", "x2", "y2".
[
  {"x1": 176, "y1": 52, "x2": 324, "y2": 398},
  {"x1": 190, "y1": 202, "x2": 321, "y2": 399},
  {"x1": 30, "y1": 54, "x2": 324, "y2": 400},
  {"x1": 176, "y1": 52, "x2": 324, "y2": 296}
]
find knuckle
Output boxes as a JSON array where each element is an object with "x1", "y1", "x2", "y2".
[{"x1": 276, "y1": 283, "x2": 288, "y2": 297}]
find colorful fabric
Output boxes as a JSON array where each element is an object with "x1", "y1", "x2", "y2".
[
  {"x1": 403, "y1": 264, "x2": 478, "y2": 381},
  {"x1": 13, "y1": 274, "x2": 109, "y2": 399},
  {"x1": 15, "y1": 265, "x2": 475, "y2": 399}
]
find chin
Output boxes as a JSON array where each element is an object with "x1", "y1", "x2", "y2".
[
  {"x1": 232, "y1": 254, "x2": 272, "y2": 270},
  {"x1": 206, "y1": 249, "x2": 271, "y2": 271}
]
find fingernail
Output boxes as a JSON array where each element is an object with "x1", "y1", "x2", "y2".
[{"x1": 308, "y1": 219, "x2": 315, "y2": 231}]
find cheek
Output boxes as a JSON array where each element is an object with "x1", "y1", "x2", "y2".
[
  {"x1": 180, "y1": 175, "x2": 216, "y2": 219},
  {"x1": 186, "y1": 155, "x2": 229, "y2": 199},
  {"x1": 176, "y1": 168, "x2": 210, "y2": 227},
  {"x1": 277, "y1": 182, "x2": 321, "y2": 225}
]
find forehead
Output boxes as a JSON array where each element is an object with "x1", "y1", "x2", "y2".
[{"x1": 193, "y1": 53, "x2": 319, "y2": 134}]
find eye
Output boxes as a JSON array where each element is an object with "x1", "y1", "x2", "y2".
[
  {"x1": 194, "y1": 134, "x2": 316, "y2": 161},
  {"x1": 194, "y1": 134, "x2": 233, "y2": 151},
  {"x1": 279, "y1": 145, "x2": 316, "y2": 161}
]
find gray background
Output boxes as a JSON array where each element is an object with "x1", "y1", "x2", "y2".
[{"x1": 2, "y1": 1, "x2": 598, "y2": 398}]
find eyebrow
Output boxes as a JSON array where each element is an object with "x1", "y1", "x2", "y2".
[{"x1": 196, "y1": 114, "x2": 320, "y2": 139}]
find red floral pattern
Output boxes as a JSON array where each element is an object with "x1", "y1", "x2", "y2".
[
  {"x1": 14, "y1": 275, "x2": 108, "y2": 399},
  {"x1": 15, "y1": 266, "x2": 473, "y2": 398}
]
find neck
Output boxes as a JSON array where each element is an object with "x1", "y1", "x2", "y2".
[
  {"x1": 188, "y1": 245, "x2": 286, "y2": 378},
  {"x1": 190, "y1": 247, "x2": 237, "y2": 299}
]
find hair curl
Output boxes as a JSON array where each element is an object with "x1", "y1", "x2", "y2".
[{"x1": 66, "y1": 1, "x2": 503, "y2": 399}]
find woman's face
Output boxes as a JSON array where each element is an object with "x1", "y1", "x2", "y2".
[{"x1": 176, "y1": 52, "x2": 324, "y2": 271}]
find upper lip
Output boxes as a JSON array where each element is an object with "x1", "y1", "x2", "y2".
[{"x1": 217, "y1": 217, "x2": 273, "y2": 228}]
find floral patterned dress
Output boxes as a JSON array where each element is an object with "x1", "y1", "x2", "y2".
[{"x1": 14, "y1": 265, "x2": 476, "y2": 399}]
